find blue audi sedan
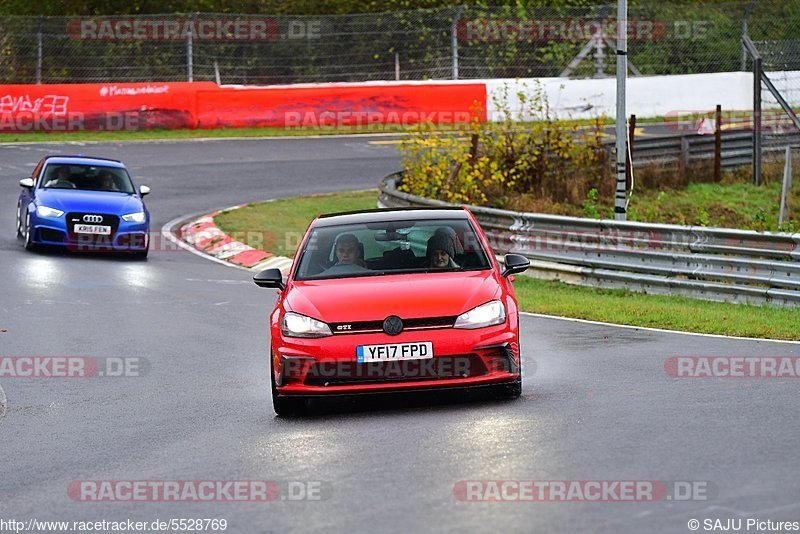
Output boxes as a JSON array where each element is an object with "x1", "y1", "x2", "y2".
[{"x1": 16, "y1": 155, "x2": 151, "y2": 258}]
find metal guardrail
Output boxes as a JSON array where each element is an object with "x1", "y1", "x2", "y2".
[
  {"x1": 621, "y1": 129, "x2": 800, "y2": 169},
  {"x1": 378, "y1": 172, "x2": 800, "y2": 307}
]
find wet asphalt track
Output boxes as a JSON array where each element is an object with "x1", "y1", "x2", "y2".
[{"x1": 1, "y1": 136, "x2": 799, "y2": 533}]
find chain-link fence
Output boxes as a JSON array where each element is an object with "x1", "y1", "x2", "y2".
[
  {"x1": 756, "y1": 39, "x2": 800, "y2": 109},
  {"x1": 0, "y1": 2, "x2": 797, "y2": 85}
]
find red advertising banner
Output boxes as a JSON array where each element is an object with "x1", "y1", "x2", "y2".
[
  {"x1": 0, "y1": 82, "x2": 217, "y2": 132},
  {"x1": 196, "y1": 83, "x2": 487, "y2": 129},
  {"x1": 0, "y1": 81, "x2": 487, "y2": 132}
]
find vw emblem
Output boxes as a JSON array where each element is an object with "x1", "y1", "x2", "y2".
[
  {"x1": 382, "y1": 315, "x2": 403, "y2": 336},
  {"x1": 83, "y1": 214, "x2": 103, "y2": 223}
]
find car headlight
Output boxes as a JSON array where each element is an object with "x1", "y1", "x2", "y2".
[
  {"x1": 36, "y1": 206, "x2": 64, "y2": 218},
  {"x1": 454, "y1": 300, "x2": 506, "y2": 329},
  {"x1": 282, "y1": 312, "x2": 332, "y2": 338},
  {"x1": 122, "y1": 212, "x2": 146, "y2": 223}
]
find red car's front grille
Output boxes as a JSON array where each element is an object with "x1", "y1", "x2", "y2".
[
  {"x1": 329, "y1": 315, "x2": 457, "y2": 334},
  {"x1": 303, "y1": 354, "x2": 488, "y2": 386}
]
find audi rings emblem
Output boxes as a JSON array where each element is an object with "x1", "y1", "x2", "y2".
[
  {"x1": 382, "y1": 315, "x2": 404, "y2": 336},
  {"x1": 83, "y1": 215, "x2": 103, "y2": 223}
]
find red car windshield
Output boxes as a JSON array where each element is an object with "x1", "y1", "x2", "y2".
[{"x1": 294, "y1": 219, "x2": 492, "y2": 280}]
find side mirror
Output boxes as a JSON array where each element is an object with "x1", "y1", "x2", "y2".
[
  {"x1": 139, "y1": 185, "x2": 151, "y2": 196},
  {"x1": 501, "y1": 254, "x2": 530, "y2": 277},
  {"x1": 254, "y1": 268, "x2": 285, "y2": 290},
  {"x1": 19, "y1": 178, "x2": 34, "y2": 189}
]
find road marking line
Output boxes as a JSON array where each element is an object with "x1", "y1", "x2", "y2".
[
  {"x1": 520, "y1": 311, "x2": 800, "y2": 344},
  {"x1": 0, "y1": 383, "x2": 6, "y2": 419},
  {"x1": 632, "y1": 127, "x2": 664, "y2": 138}
]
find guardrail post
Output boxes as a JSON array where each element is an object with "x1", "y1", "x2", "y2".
[
  {"x1": 626, "y1": 114, "x2": 635, "y2": 191},
  {"x1": 680, "y1": 136, "x2": 690, "y2": 180},
  {"x1": 715, "y1": 105, "x2": 722, "y2": 182},
  {"x1": 780, "y1": 146, "x2": 793, "y2": 226},
  {"x1": 753, "y1": 54, "x2": 762, "y2": 185},
  {"x1": 614, "y1": 0, "x2": 628, "y2": 221}
]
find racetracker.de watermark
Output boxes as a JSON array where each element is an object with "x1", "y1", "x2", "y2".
[
  {"x1": 665, "y1": 110, "x2": 798, "y2": 134},
  {"x1": 68, "y1": 480, "x2": 331, "y2": 502},
  {"x1": 665, "y1": 357, "x2": 800, "y2": 378},
  {"x1": 68, "y1": 17, "x2": 323, "y2": 41},
  {"x1": 280, "y1": 355, "x2": 521, "y2": 383},
  {"x1": 456, "y1": 18, "x2": 710, "y2": 42},
  {"x1": 453, "y1": 480, "x2": 715, "y2": 502},
  {"x1": 0, "y1": 357, "x2": 148, "y2": 378},
  {"x1": 0, "y1": 111, "x2": 152, "y2": 132},
  {"x1": 1, "y1": 518, "x2": 228, "y2": 533},
  {"x1": 282, "y1": 111, "x2": 475, "y2": 129}
]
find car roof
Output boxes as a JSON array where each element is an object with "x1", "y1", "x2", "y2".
[
  {"x1": 313, "y1": 207, "x2": 470, "y2": 227},
  {"x1": 42, "y1": 155, "x2": 126, "y2": 169}
]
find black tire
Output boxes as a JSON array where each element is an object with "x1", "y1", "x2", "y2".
[
  {"x1": 131, "y1": 247, "x2": 149, "y2": 260},
  {"x1": 15, "y1": 204, "x2": 23, "y2": 238},
  {"x1": 23, "y1": 213, "x2": 36, "y2": 251},
  {"x1": 270, "y1": 356, "x2": 307, "y2": 416},
  {"x1": 273, "y1": 394, "x2": 307, "y2": 417},
  {"x1": 494, "y1": 375, "x2": 522, "y2": 399}
]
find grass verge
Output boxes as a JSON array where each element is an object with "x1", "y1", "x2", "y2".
[
  {"x1": 214, "y1": 190, "x2": 800, "y2": 341},
  {"x1": 513, "y1": 277, "x2": 799, "y2": 340},
  {"x1": 623, "y1": 179, "x2": 800, "y2": 233},
  {"x1": 214, "y1": 190, "x2": 379, "y2": 258}
]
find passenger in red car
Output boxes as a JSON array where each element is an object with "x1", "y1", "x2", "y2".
[
  {"x1": 426, "y1": 234, "x2": 459, "y2": 269},
  {"x1": 434, "y1": 226, "x2": 464, "y2": 255}
]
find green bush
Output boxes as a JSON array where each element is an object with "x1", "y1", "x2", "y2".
[{"x1": 399, "y1": 81, "x2": 610, "y2": 208}]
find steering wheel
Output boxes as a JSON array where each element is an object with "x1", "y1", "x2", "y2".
[{"x1": 45, "y1": 179, "x2": 77, "y2": 189}]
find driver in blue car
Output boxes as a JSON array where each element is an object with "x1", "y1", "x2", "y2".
[
  {"x1": 44, "y1": 166, "x2": 76, "y2": 189},
  {"x1": 98, "y1": 170, "x2": 119, "y2": 191}
]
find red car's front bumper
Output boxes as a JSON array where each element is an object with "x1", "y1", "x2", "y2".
[{"x1": 272, "y1": 323, "x2": 520, "y2": 396}]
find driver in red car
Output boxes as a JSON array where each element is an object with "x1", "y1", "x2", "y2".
[{"x1": 333, "y1": 233, "x2": 366, "y2": 267}]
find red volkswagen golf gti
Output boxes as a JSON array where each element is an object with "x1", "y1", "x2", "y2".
[{"x1": 254, "y1": 207, "x2": 530, "y2": 415}]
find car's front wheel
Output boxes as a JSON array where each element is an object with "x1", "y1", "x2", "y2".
[
  {"x1": 131, "y1": 245, "x2": 149, "y2": 260},
  {"x1": 15, "y1": 204, "x2": 23, "y2": 238},
  {"x1": 23, "y1": 213, "x2": 36, "y2": 251},
  {"x1": 493, "y1": 375, "x2": 522, "y2": 399},
  {"x1": 270, "y1": 356, "x2": 307, "y2": 416}
]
